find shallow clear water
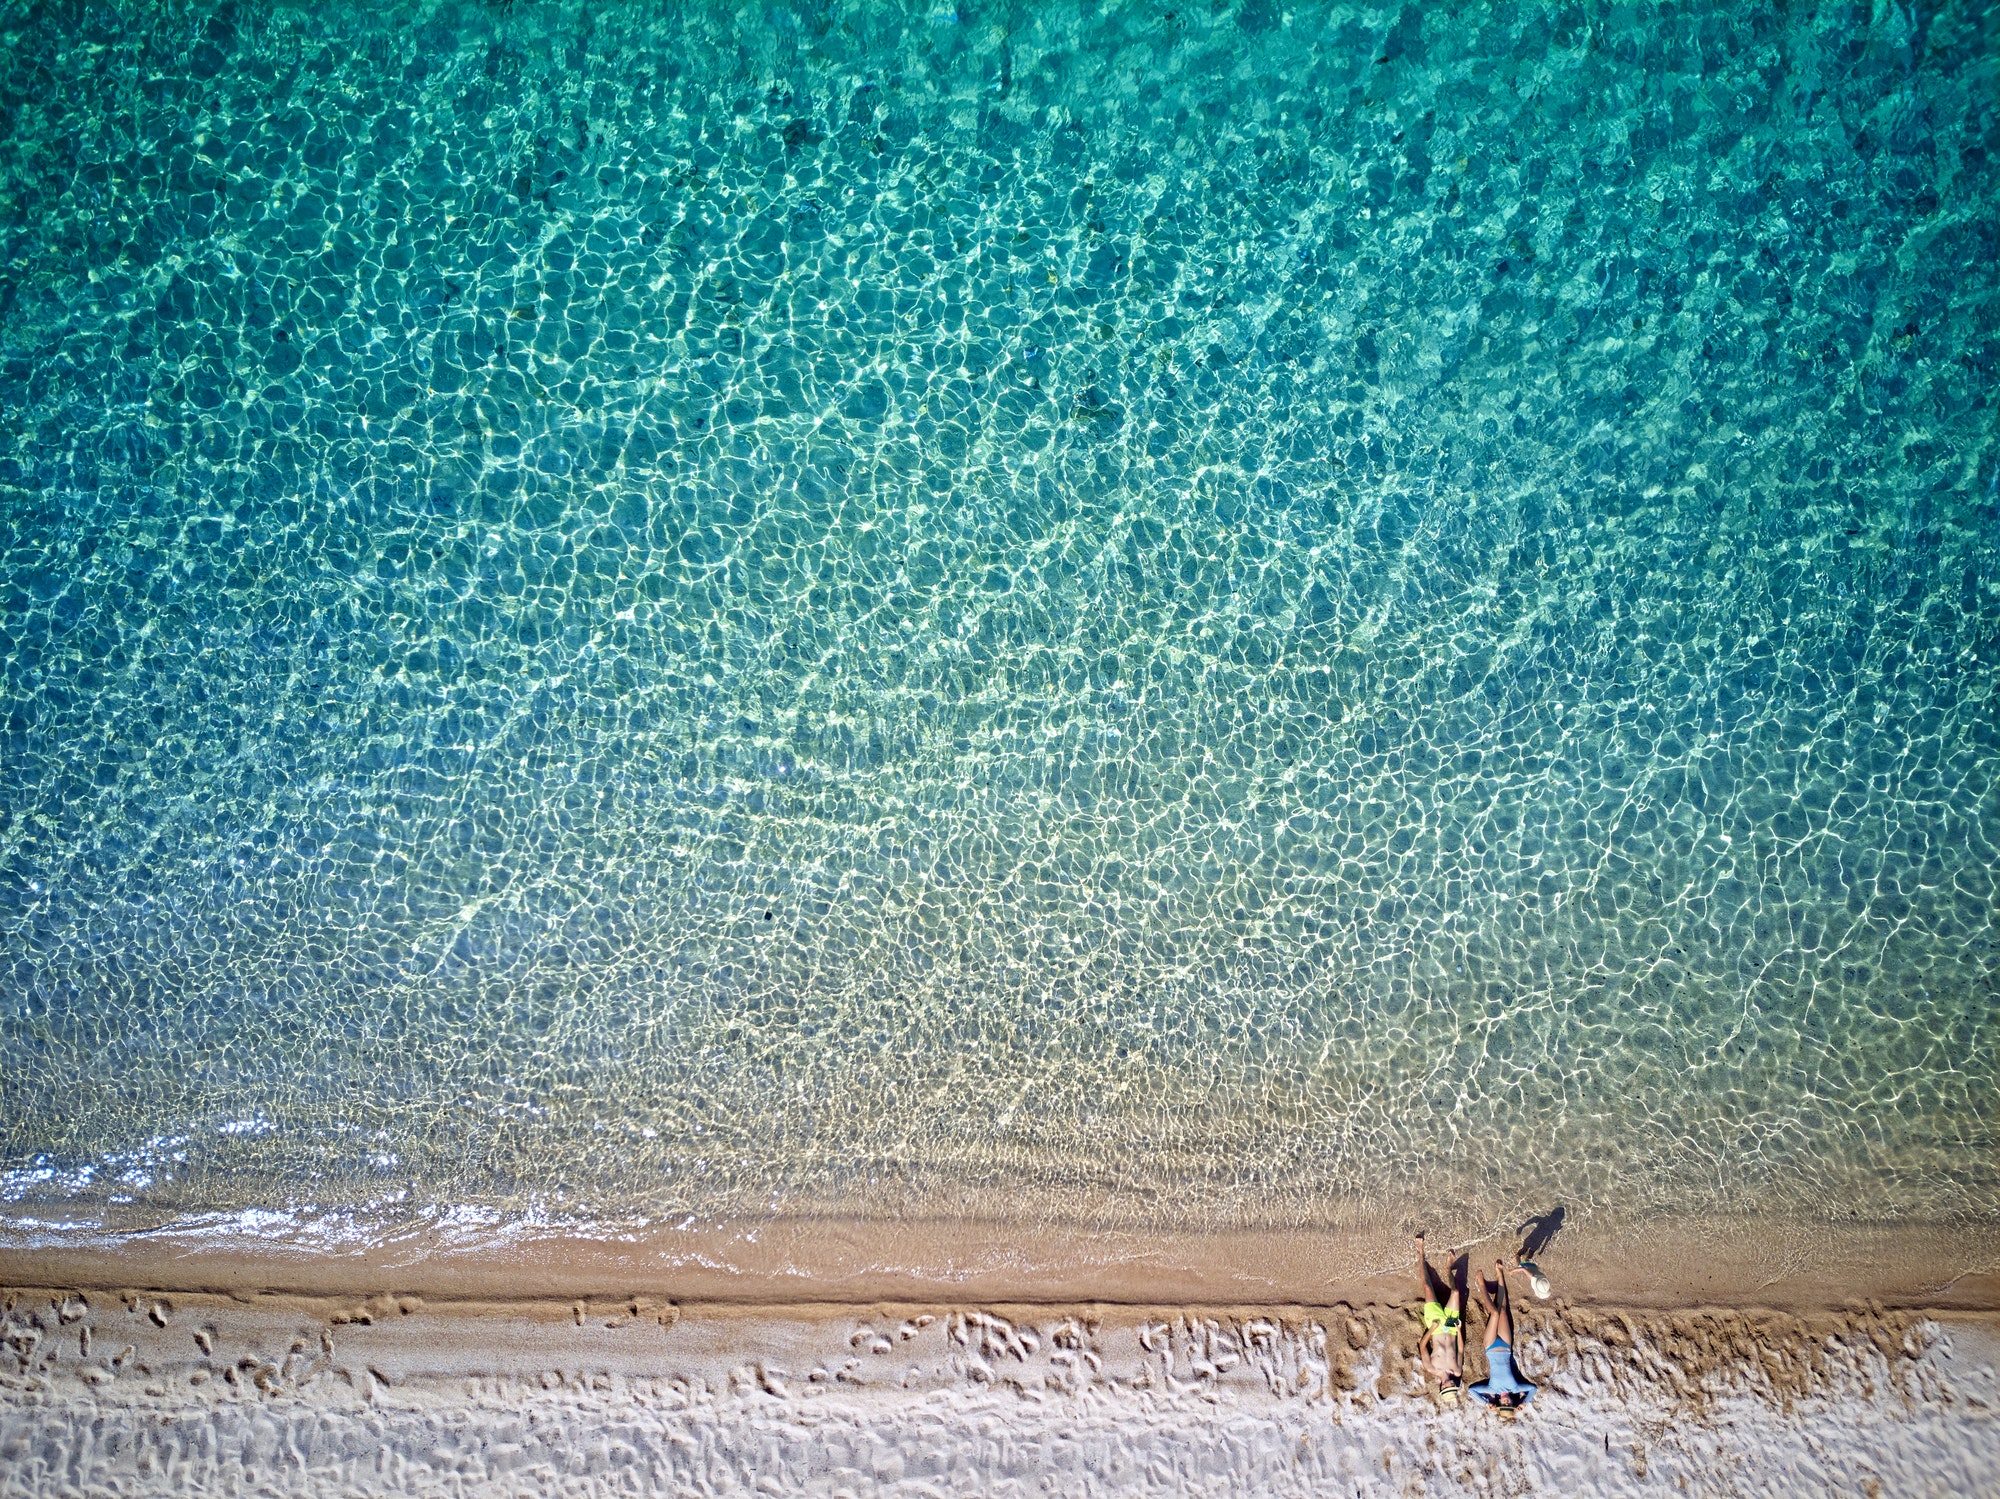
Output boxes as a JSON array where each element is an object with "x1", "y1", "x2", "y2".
[{"x1": 1, "y1": 0, "x2": 1995, "y2": 1237}]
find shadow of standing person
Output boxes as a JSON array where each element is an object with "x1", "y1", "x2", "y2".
[{"x1": 1516, "y1": 1205, "x2": 1565, "y2": 1261}]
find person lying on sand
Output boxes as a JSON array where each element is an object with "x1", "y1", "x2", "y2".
[
  {"x1": 1413, "y1": 1232, "x2": 1464, "y2": 1402},
  {"x1": 1467, "y1": 1259, "x2": 1539, "y2": 1409}
]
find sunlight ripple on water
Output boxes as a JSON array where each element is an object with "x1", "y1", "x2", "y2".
[{"x1": 1, "y1": 0, "x2": 1995, "y2": 1234}]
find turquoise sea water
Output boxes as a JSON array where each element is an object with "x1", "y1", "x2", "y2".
[{"x1": 1, "y1": 0, "x2": 1995, "y2": 1238}]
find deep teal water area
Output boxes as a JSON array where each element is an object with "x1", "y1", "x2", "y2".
[{"x1": 1, "y1": 0, "x2": 1996, "y2": 1237}]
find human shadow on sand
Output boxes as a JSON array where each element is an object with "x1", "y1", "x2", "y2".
[{"x1": 1516, "y1": 1205, "x2": 1566, "y2": 1261}]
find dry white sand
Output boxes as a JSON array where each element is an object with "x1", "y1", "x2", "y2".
[
  {"x1": 6, "y1": 1212, "x2": 1997, "y2": 1493},
  {"x1": 4, "y1": 1284, "x2": 1997, "y2": 1497}
]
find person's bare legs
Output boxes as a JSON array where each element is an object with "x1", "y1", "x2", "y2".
[
  {"x1": 1480, "y1": 1260, "x2": 1514, "y2": 1346},
  {"x1": 1414, "y1": 1234, "x2": 1464, "y2": 1390},
  {"x1": 1414, "y1": 1233, "x2": 1450, "y2": 1306}
]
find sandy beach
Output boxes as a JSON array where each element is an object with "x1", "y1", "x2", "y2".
[
  {"x1": 6, "y1": 1214, "x2": 1999, "y2": 1495},
  {"x1": 3, "y1": 1278, "x2": 1996, "y2": 1495},
  {"x1": 3, "y1": 1209, "x2": 1999, "y2": 1311}
]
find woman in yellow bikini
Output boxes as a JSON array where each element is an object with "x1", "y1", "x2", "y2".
[{"x1": 1413, "y1": 1233, "x2": 1464, "y2": 1401}]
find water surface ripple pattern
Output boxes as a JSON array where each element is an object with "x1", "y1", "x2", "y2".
[{"x1": 2, "y1": 0, "x2": 1996, "y2": 1233}]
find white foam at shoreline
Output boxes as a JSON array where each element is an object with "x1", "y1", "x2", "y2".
[{"x1": 0, "y1": 1201, "x2": 576, "y2": 1256}]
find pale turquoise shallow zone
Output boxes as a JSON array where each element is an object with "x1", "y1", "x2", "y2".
[{"x1": 0, "y1": 1, "x2": 1995, "y2": 1234}]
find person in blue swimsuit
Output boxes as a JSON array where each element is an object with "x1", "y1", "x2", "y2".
[{"x1": 1467, "y1": 1259, "x2": 1538, "y2": 1410}]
